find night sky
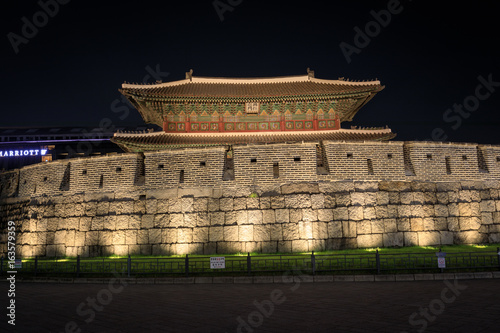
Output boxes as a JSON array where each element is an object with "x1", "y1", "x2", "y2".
[{"x1": 2, "y1": 1, "x2": 499, "y2": 144}]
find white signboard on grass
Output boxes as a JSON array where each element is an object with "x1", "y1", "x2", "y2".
[{"x1": 210, "y1": 257, "x2": 225, "y2": 269}]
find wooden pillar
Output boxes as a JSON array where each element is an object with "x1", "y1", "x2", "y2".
[{"x1": 280, "y1": 115, "x2": 285, "y2": 131}]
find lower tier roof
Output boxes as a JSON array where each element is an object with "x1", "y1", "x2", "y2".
[{"x1": 111, "y1": 128, "x2": 396, "y2": 152}]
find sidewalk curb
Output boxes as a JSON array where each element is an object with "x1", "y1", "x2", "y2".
[{"x1": 6, "y1": 271, "x2": 500, "y2": 285}]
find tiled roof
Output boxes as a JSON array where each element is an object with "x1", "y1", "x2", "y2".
[
  {"x1": 120, "y1": 75, "x2": 383, "y2": 101},
  {"x1": 111, "y1": 128, "x2": 396, "y2": 152}
]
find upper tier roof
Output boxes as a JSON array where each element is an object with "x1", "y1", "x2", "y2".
[{"x1": 120, "y1": 73, "x2": 383, "y2": 101}]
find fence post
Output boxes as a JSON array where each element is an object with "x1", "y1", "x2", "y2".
[
  {"x1": 311, "y1": 251, "x2": 316, "y2": 275},
  {"x1": 127, "y1": 255, "x2": 131, "y2": 278},
  {"x1": 34, "y1": 256, "x2": 38, "y2": 277},
  {"x1": 247, "y1": 252, "x2": 251, "y2": 276},
  {"x1": 185, "y1": 254, "x2": 189, "y2": 277},
  {"x1": 376, "y1": 250, "x2": 380, "y2": 274},
  {"x1": 76, "y1": 255, "x2": 80, "y2": 278},
  {"x1": 497, "y1": 247, "x2": 500, "y2": 271}
]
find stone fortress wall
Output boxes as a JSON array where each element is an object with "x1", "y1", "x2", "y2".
[{"x1": 1, "y1": 140, "x2": 500, "y2": 257}]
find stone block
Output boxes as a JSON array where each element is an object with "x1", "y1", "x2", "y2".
[
  {"x1": 137, "y1": 230, "x2": 149, "y2": 244},
  {"x1": 298, "y1": 221, "x2": 313, "y2": 239},
  {"x1": 197, "y1": 212, "x2": 210, "y2": 226},
  {"x1": 233, "y1": 197, "x2": 246, "y2": 210},
  {"x1": 254, "y1": 224, "x2": 271, "y2": 241},
  {"x1": 363, "y1": 207, "x2": 376, "y2": 220},
  {"x1": 436, "y1": 192, "x2": 449, "y2": 204},
  {"x1": 247, "y1": 197, "x2": 259, "y2": 209},
  {"x1": 417, "y1": 231, "x2": 441, "y2": 246},
  {"x1": 312, "y1": 221, "x2": 327, "y2": 239},
  {"x1": 302, "y1": 208, "x2": 318, "y2": 222},
  {"x1": 423, "y1": 192, "x2": 437, "y2": 204},
  {"x1": 383, "y1": 218, "x2": 397, "y2": 233},
  {"x1": 404, "y1": 232, "x2": 418, "y2": 246},
  {"x1": 458, "y1": 203, "x2": 472, "y2": 216},
  {"x1": 259, "y1": 197, "x2": 271, "y2": 209},
  {"x1": 423, "y1": 217, "x2": 435, "y2": 231},
  {"x1": 262, "y1": 210, "x2": 275, "y2": 224},
  {"x1": 209, "y1": 226, "x2": 224, "y2": 242},
  {"x1": 333, "y1": 207, "x2": 348, "y2": 220},
  {"x1": 113, "y1": 230, "x2": 126, "y2": 245},
  {"x1": 178, "y1": 228, "x2": 193, "y2": 243},
  {"x1": 447, "y1": 217, "x2": 460, "y2": 231},
  {"x1": 100, "y1": 231, "x2": 113, "y2": 246},
  {"x1": 440, "y1": 231, "x2": 453, "y2": 245},
  {"x1": 184, "y1": 213, "x2": 197, "y2": 228},
  {"x1": 181, "y1": 197, "x2": 194, "y2": 212},
  {"x1": 193, "y1": 227, "x2": 209, "y2": 243},
  {"x1": 207, "y1": 198, "x2": 219, "y2": 212},
  {"x1": 148, "y1": 229, "x2": 161, "y2": 244},
  {"x1": 357, "y1": 220, "x2": 371, "y2": 235},
  {"x1": 224, "y1": 211, "x2": 237, "y2": 225},
  {"x1": 348, "y1": 206, "x2": 363, "y2": 221},
  {"x1": 397, "y1": 218, "x2": 410, "y2": 232},
  {"x1": 270, "y1": 196, "x2": 285, "y2": 209},
  {"x1": 156, "y1": 199, "x2": 169, "y2": 213},
  {"x1": 270, "y1": 224, "x2": 283, "y2": 241},
  {"x1": 239, "y1": 225, "x2": 253, "y2": 242},
  {"x1": 236, "y1": 210, "x2": 248, "y2": 225},
  {"x1": 224, "y1": 225, "x2": 239, "y2": 242},
  {"x1": 434, "y1": 217, "x2": 448, "y2": 231},
  {"x1": 281, "y1": 182, "x2": 319, "y2": 194},
  {"x1": 342, "y1": 221, "x2": 356, "y2": 238},
  {"x1": 379, "y1": 181, "x2": 411, "y2": 192},
  {"x1": 371, "y1": 219, "x2": 384, "y2": 234},
  {"x1": 350, "y1": 192, "x2": 365, "y2": 206},
  {"x1": 278, "y1": 240, "x2": 292, "y2": 253},
  {"x1": 480, "y1": 200, "x2": 496, "y2": 212},
  {"x1": 141, "y1": 214, "x2": 154, "y2": 229},
  {"x1": 125, "y1": 230, "x2": 137, "y2": 245},
  {"x1": 410, "y1": 218, "x2": 424, "y2": 232},
  {"x1": 434, "y1": 205, "x2": 449, "y2": 217},
  {"x1": 398, "y1": 205, "x2": 411, "y2": 218},
  {"x1": 219, "y1": 197, "x2": 233, "y2": 211},
  {"x1": 285, "y1": 194, "x2": 311, "y2": 208},
  {"x1": 335, "y1": 193, "x2": 351, "y2": 207},
  {"x1": 383, "y1": 232, "x2": 404, "y2": 247},
  {"x1": 91, "y1": 216, "x2": 104, "y2": 231},
  {"x1": 311, "y1": 194, "x2": 325, "y2": 209},
  {"x1": 388, "y1": 192, "x2": 400, "y2": 204},
  {"x1": 454, "y1": 231, "x2": 486, "y2": 244},
  {"x1": 327, "y1": 221, "x2": 342, "y2": 238},
  {"x1": 169, "y1": 213, "x2": 184, "y2": 227},
  {"x1": 459, "y1": 217, "x2": 481, "y2": 231},
  {"x1": 291, "y1": 239, "x2": 309, "y2": 252},
  {"x1": 317, "y1": 209, "x2": 333, "y2": 222},
  {"x1": 248, "y1": 210, "x2": 263, "y2": 224},
  {"x1": 354, "y1": 181, "x2": 378, "y2": 192},
  {"x1": 210, "y1": 212, "x2": 225, "y2": 226},
  {"x1": 115, "y1": 215, "x2": 129, "y2": 230},
  {"x1": 193, "y1": 197, "x2": 208, "y2": 212},
  {"x1": 289, "y1": 209, "x2": 302, "y2": 223},
  {"x1": 357, "y1": 234, "x2": 383, "y2": 248},
  {"x1": 282, "y1": 223, "x2": 298, "y2": 241},
  {"x1": 481, "y1": 212, "x2": 493, "y2": 225},
  {"x1": 243, "y1": 241, "x2": 260, "y2": 253}
]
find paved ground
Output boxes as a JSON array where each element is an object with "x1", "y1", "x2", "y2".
[{"x1": 1, "y1": 278, "x2": 499, "y2": 332}]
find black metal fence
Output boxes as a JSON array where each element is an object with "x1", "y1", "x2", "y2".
[{"x1": 1, "y1": 249, "x2": 499, "y2": 278}]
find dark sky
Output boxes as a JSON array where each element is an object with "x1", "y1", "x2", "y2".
[{"x1": 2, "y1": 1, "x2": 499, "y2": 143}]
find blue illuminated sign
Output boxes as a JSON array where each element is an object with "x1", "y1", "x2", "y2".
[{"x1": 0, "y1": 149, "x2": 48, "y2": 157}]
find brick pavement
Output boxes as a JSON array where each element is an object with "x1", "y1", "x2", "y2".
[{"x1": 1, "y1": 278, "x2": 499, "y2": 332}]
